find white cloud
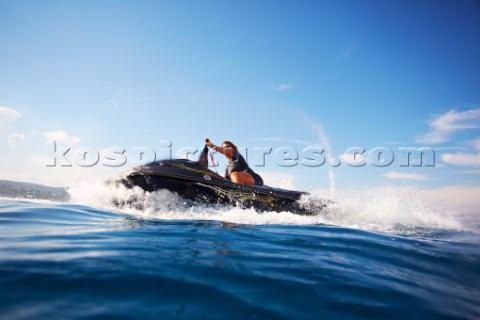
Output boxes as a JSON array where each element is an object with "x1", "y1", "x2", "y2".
[
  {"x1": 0, "y1": 107, "x2": 24, "y2": 151},
  {"x1": 383, "y1": 171, "x2": 428, "y2": 180},
  {"x1": 0, "y1": 106, "x2": 22, "y2": 123},
  {"x1": 472, "y1": 138, "x2": 480, "y2": 151},
  {"x1": 257, "y1": 171, "x2": 297, "y2": 189},
  {"x1": 442, "y1": 153, "x2": 480, "y2": 166},
  {"x1": 338, "y1": 36, "x2": 364, "y2": 60},
  {"x1": 424, "y1": 186, "x2": 480, "y2": 215},
  {"x1": 40, "y1": 130, "x2": 81, "y2": 145},
  {"x1": 0, "y1": 107, "x2": 125, "y2": 187},
  {"x1": 0, "y1": 108, "x2": 88, "y2": 186},
  {"x1": 459, "y1": 169, "x2": 480, "y2": 174},
  {"x1": 416, "y1": 108, "x2": 480, "y2": 144},
  {"x1": 7, "y1": 133, "x2": 27, "y2": 149},
  {"x1": 272, "y1": 83, "x2": 294, "y2": 92},
  {"x1": 339, "y1": 151, "x2": 367, "y2": 166}
]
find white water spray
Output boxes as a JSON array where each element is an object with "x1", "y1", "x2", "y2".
[
  {"x1": 64, "y1": 176, "x2": 465, "y2": 236},
  {"x1": 301, "y1": 116, "x2": 336, "y2": 199},
  {"x1": 313, "y1": 123, "x2": 336, "y2": 199}
]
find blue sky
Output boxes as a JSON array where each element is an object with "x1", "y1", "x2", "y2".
[{"x1": 1, "y1": 0, "x2": 479, "y2": 207}]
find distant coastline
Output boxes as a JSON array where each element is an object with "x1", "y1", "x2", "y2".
[{"x1": 0, "y1": 180, "x2": 70, "y2": 202}]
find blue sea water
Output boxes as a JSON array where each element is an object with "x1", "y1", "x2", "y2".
[{"x1": 0, "y1": 188, "x2": 479, "y2": 319}]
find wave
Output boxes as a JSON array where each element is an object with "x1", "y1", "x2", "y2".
[{"x1": 1, "y1": 198, "x2": 478, "y2": 319}]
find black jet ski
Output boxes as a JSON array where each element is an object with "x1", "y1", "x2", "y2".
[{"x1": 116, "y1": 145, "x2": 325, "y2": 215}]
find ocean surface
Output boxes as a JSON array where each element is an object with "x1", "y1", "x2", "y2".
[{"x1": 0, "y1": 184, "x2": 479, "y2": 319}]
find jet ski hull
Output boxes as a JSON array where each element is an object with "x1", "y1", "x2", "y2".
[{"x1": 117, "y1": 159, "x2": 323, "y2": 215}]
